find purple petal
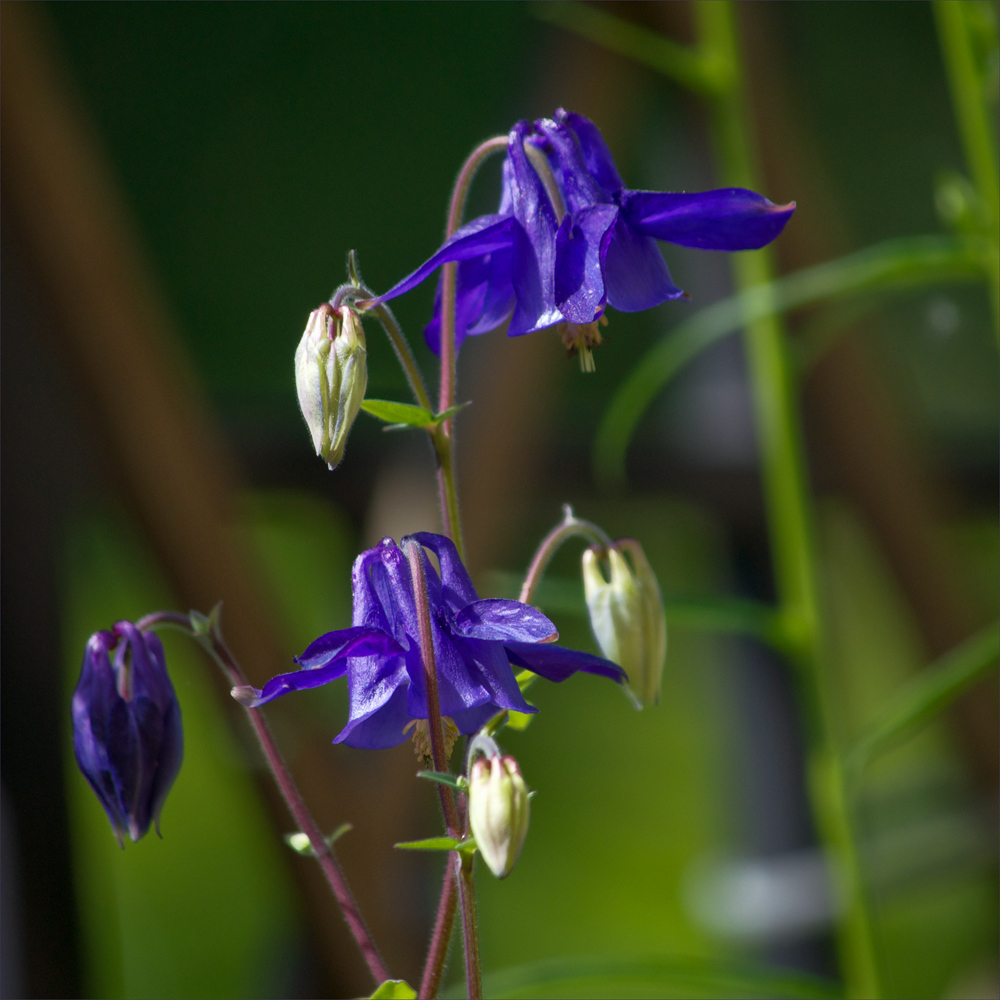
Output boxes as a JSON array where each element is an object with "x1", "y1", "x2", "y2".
[
  {"x1": 405, "y1": 532, "x2": 479, "y2": 609},
  {"x1": 623, "y1": 188, "x2": 796, "y2": 250},
  {"x1": 296, "y1": 626, "x2": 403, "y2": 670},
  {"x1": 467, "y1": 246, "x2": 515, "y2": 334},
  {"x1": 374, "y1": 213, "x2": 515, "y2": 305},
  {"x1": 534, "y1": 116, "x2": 610, "y2": 215},
  {"x1": 603, "y1": 213, "x2": 683, "y2": 312},
  {"x1": 556, "y1": 109, "x2": 626, "y2": 198},
  {"x1": 352, "y1": 546, "x2": 397, "y2": 634},
  {"x1": 553, "y1": 204, "x2": 618, "y2": 323},
  {"x1": 508, "y1": 222, "x2": 562, "y2": 337},
  {"x1": 334, "y1": 679, "x2": 412, "y2": 749},
  {"x1": 457, "y1": 638, "x2": 535, "y2": 715},
  {"x1": 242, "y1": 660, "x2": 350, "y2": 707},
  {"x1": 424, "y1": 257, "x2": 491, "y2": 355},
  {"x1": 506, "y1": 121, "x2": 562, "y2": 336},
  {"x1": 504, "y1": 641, "x2": 626, "y2": 684},
  {"x1": 453, "y1": 599, "x2": 557, "y2": 643},
  {"x1": 242, "y1": 627, "x2": 400, "y2": 707},
  {"x1": 411, "y1": 633, "x2": 496, "y2": 721},
  {"x1": 149, "y1": 697, "x2": 183, "y2": 835}
]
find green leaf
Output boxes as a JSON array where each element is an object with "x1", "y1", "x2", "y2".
[
  {"x1": 361, "y1": 399, "x2": 470, "y2": 431},
  {"x1": 850, "y1": 621, "x2": 999, "y2": 770},
  {"x1": 505, "y1": 707, "x2": 536, "y2": 731},
  {"x1": 361, "y1": 399, "x2": 435, "y2": 427},
  {"x1": 594, "y1": 235, "x2": 989, "y2": 489},
  {"x1": 453, "y1": 955, "x2": 841, "y2": 999},
  {"x1": 283, "y1": 822, "x2": 354, "y2": 857},
  {"x1": 394, "y1": 835, "x2": 477, "y2": 855},
  {"x1": 433, "y1": 401, "x2": 470, "y2": 423},
  {"x1": 416, "y1": 770, "x2": 467, "y2": 791},
  {"x1": 370, "y1": 979, "x2": 417, "y2": 999}
]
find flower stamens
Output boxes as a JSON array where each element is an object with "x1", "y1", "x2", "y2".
[{"x1": 558, "y1": 314, "x2": 609, "y2": 372}]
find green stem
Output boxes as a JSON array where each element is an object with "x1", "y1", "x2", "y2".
[
  {"x1": 933, "y1": 0, "x2": 1000, "y2": 331},
  {"x1": 695, "y1": 5, "x2": 880, "y2": 996},
  {"x1": 370, "y1": 302, "x2": 435, "y2": 412}
]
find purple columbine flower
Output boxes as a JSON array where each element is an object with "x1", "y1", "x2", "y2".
[
  {"x1": 233, "y1": 532, "x2": 625, "y2": 749},
  {"x1": 72, "y1": 622, "x2": 183, "y2": 845},
  {"x1": 376, "y1": 110, "x2": 794, "y2": 367}
]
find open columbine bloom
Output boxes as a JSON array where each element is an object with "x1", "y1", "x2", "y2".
[
  {"x1": 376, "y1": 109, "x2": 794, "y2": 368},
  {"x1": 233, "y1": 532, "x2": 625, "y2": 749},
  {"x1": 72, "y1": 622, "x2": 183, "y2": 845}
]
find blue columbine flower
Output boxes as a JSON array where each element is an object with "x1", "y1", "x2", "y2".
[
  {"x1": 376, "y1": 110, "x2": 794, "y2": 367},
  {"x1": 72, "y1": 622, "x2": 183, "y2": 845},
  {"x1": 234, "y1": 532, "x2": 625, "y2": 749}
]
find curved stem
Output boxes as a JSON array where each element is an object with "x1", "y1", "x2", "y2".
[
  {"x1": 178, "y1": 613, "x2": 389, "y2": 986},
  {"x1": 432, "y1": 429, "x2": 464, "y2": 559},
  {"x1": 439, "y1": 134, "x2": 508, "y2": 415},
  {"x1": 405, "y1": 540, "x2": 481, "y2": 999},
  {"x1": 339, "y1": 281, "x2": 434, "y2": 412},
  {"x1": 371, "y1": 302, "x2": 435, "y2": 412},
  {"x1": 434, "y1": 135, "x2": 508, "y2": 560},
  {"x1": 519, "y1": 504, "x2": 614, "y2": 605}
]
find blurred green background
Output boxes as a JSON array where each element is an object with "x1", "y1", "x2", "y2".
[{"x1": 2, "y1": 3, "x2": 996, "y2": 999}]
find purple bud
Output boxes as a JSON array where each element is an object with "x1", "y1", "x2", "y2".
[{"x1": 71, "y1": 622, "x2": 183, "y2": 845}]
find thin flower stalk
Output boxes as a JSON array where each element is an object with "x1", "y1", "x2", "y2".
[
  {"x1": 405, "y1": 540, "x2": 481, "y2": 999},
  {"x1": 138, "y1": 611, "x2": 389, "y2": 987},
  {"x1": 519, "y1": 504, "x2": 614, "y2": 604},
  {"x1": 435, "y1": 135, "x2": 508, "y2": 558},
  {"x1": 418, "y1": 866, "x2": 459, "y2": 1000}
]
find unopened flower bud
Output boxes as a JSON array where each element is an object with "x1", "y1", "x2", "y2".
[
  {"x1": 468, "y1": 754, "x2": 530, "y2": 879},
  {"x1": 72, "y1": 622, "x2": 183, "y2": 845},
  {"x1": 582, "y1": 539, "x2": 667, "y2": 708},
  {"x1": 294, "y1": 302, "x2": 367, "y2": 469}
]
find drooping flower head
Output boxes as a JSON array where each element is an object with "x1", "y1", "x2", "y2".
[
  {"x1": 376, "y1": 110, "x2": 795, "y2": 368},
  {"x1": 233, "y1": 532, "x2": 625, "y2": 749},
  {"x1": 72, "y1": 622, "x2": 183, "y2": 845}
]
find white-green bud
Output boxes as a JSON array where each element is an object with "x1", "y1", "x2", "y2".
[
  {"x1": 468, "y1": 754, "x2": 530, "y2": 879},
  {"x1": 582, "y1": 539, "x2": 667, "y2": 708},
  {"x1": 294, "y1": 302, "x2": 367, "y2": 469}
]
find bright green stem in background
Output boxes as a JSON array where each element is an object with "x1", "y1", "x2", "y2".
[
  {"x1": 933, "y1": 0, "x2": 1000, "y2": 329},
  {"x1": 695, "y1": 5, "x2": 881, "y2": 995}
]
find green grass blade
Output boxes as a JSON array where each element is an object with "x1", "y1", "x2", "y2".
[
  {"x1": 594, "y1": 235, "x2": 988, "y2": 489},
  {"x1": 850, "y1": 621, "x2": 999, "y2": 770}
]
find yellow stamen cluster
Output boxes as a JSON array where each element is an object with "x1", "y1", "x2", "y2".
[{"x1": 405, "y1": 717, "x2": 461, "y2": 766}]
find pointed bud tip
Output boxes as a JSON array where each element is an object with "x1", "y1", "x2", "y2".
[{"x1": 230, "y1": 685, "x2": 260, "y2": 707}]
